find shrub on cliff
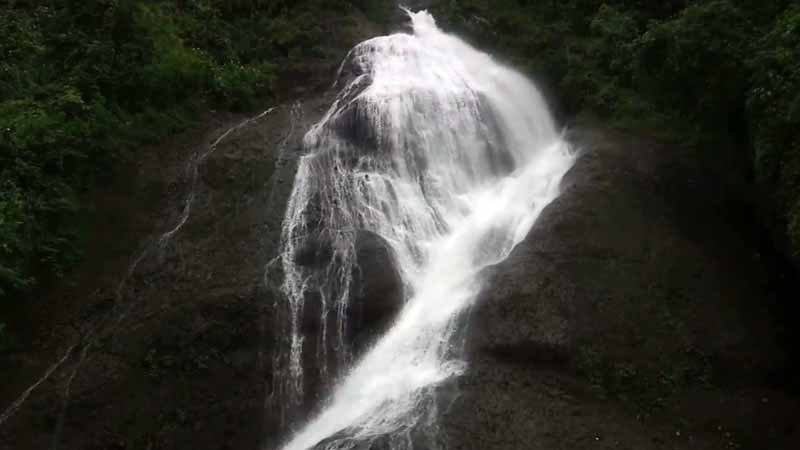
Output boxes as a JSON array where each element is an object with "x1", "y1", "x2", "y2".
[{"x1": 748, "y1": 6, "x2": 800, "y2": 259}]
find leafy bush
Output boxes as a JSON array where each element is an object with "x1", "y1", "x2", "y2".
[
  {"x1": 211, "y1": 62, "x2": 277, "y2": 111},
  {"x1": 0, "y1": 0, "x2": 381, "y2": 302},
  {"x1": 136, "y1": 5, "x2": 215, "y2": 107},
  {"x1": 634, "y1": 1, "x2": 750, "y2": 130},
  {"x1": 747, "y1": 6, "x2": 800, "y2": 255}
]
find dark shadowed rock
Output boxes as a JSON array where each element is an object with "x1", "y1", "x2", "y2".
[
  {"x1": 295, "y1": 233, "x2": 335, "y2": 269},
  {"x1": 310, "y1": 429, "x2": 390, "y2": 450},
  {"x1": 348, "y1": 230, "x2": 404, "y2": 352},
  {"x1": 440, "y1": 124, "x2": 799, "y2": 450}
]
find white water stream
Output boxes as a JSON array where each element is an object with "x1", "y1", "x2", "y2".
[{"x1": 276, "y1": 10, "x2": 575, "y2": 450}]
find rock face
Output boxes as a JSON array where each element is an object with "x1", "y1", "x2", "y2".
[
  {"x1": 349, "y1": 230, "x2": 404, "y2": 353},
  {"x1": 0, "y1": 100, "x2": 333, "y2": 450},
  {"x1": 293, "y1": 230, "x2": 403, "y2": 345},
  {"x1": 441, "y1": 125, "x2": 799, "y2": 450}
]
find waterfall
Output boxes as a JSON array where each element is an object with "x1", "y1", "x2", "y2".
[{"x1": 273, "y1": 9, "x2": 575, "y2": 450}]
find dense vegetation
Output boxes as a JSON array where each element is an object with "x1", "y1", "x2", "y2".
[
  {"x1": 433, "y1": 0, "x2": 800, "y2": 265},
  {"x1": 0, "y1": 0, "x2": 390, "y2": 304}
]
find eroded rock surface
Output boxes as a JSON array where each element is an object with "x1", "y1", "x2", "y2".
[{"x1": 441, "y1": 125, "x2": 799, "y2": 450}]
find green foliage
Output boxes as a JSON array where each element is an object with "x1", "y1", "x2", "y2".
[
  {"x1": 211, "y1": 61, "x2": 276, "y2": 111},
  {"x1": 747, "y1": 6, "x2": 800, "y2": 255},
  {"x1": 351, "y1": 0, "x2": 395, "y2": 25},
  {"x1": 0, "y1": 0, "x2": 383, "y2": 302},
  {"x1": 135, "y1": 5, "x2": 213, "y2": 106},
  {"x1": 634, "y1": 1, "x2": 750, "y2": 130}
]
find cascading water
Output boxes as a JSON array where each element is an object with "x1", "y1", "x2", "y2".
[{"x1": 274, "y1": 9, "x2": 575, "y2": 450}]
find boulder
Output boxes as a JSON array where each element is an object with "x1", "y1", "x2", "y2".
[
  {"x1": 440, "y1": 125, "x2": 799, "y2": 450},
  {"x1": 349, "y1": 230, "x2": 405, "y2": 353}
]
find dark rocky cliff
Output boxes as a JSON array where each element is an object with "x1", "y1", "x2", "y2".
[{"x1": 442, "y1": 124, "x2": 799, "y2": 450}]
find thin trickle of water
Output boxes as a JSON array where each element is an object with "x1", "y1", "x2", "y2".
[
  {"x1": 0, "y1": 345, "x2": 75, "y2": 427},
  {"x1": 276, "y1": 9, "x2": 575, "y2": 450},
  {"x1": 159, "y1": 107, "x2": 275, "y2": 247},
  {"x1": 266, "y1": 102, "x2": 313, "y2": 428},
  {"x1": 0, "y1": 108, "x2": 277, "y2": 436}
]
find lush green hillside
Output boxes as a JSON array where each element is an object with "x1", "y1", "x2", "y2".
[{"x1": 0, "y1": 0, "x2": 390, "y2": 304}]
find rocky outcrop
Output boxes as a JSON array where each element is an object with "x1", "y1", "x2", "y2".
[
  {"x1": 0, "y1": 100, "x2": 333, "y2": 450},
  {"x1": 441, "y1": 125, "x2": 799, "y2": 450},
  {"x1": 296, "y1": 230, "x2": 403, "y2": 341}
]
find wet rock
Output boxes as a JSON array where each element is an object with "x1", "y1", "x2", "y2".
[
  {"x1": 440, "y1": 124, "x2": 799, "y2": 450},
  {"x1": 348, "y1": 230, "x2": 404, "y2": 352},
  {"x1": 329, "y1": 97, "x2": 380, "y2": 150},
  {"x1": 310, "y1": 428, "x2": 413, "y2": 450},
  {"x1": 294, "y1": 233, "x2": 335, "y2": 268},
  {"x1": 294, "y1": 229, "x2": 403, "y2": 353}
]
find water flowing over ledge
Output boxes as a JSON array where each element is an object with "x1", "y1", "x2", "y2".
[{"x1": 274, "y1": 9, "x2": 575, "y2": 450}]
